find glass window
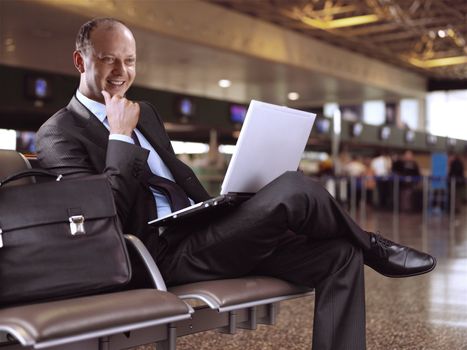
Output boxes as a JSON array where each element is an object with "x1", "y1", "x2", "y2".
[
  {"x1": 363, "y1": 100, "x2": 385, "y2": 125},
  {"x1": 427, "y1": 90, "x2": 467, "y2": 140},
  {"x1": 0, "y1": 129, "x2": 17, "y2": 150},
  {"x1": 171, "y1": 141, "x2": 209, "y2": 154},
  {"x1": 400, "y1": 99, "x2": 419, "y2": 130},
  {"x1": 323, "y1": 102, "x2": 339, "y2": 118}
]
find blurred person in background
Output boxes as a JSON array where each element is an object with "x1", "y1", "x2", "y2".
[
  {"x1": 318, "y1": 157, "x2": 334, "y2": 177},
  {"x1": 363, "y1": 156, "x2": 376, "y2": 206},
  {"x1": 370, "y1": 152, "x2": 392, "y2": 209},
  {"x1": 398, "y1": 150, "x2": 420, "y2": 177},
  {"x1": 449, "y1": 153, "x2": 465, "y2": 213},
  {"x1": 344, "y1": 155, "x2": 367, "y2": 207},
  {"x1": 393, "y1": 150, "x2": 421, "y2": 212},
  {"x1": 344, "y1": 154, "x2": 367, "y2": 178}
]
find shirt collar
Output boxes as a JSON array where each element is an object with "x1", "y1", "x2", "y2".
[{"x1": 75, "y1": 90, "x2": 106, "y2": 123}]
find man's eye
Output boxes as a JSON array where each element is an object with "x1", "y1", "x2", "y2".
[
  {"x1": 101, "y1": 57, "x2": 115, "y2": 64},
  {"x1": 125, "y1": 59, "x2": 136, "y2": 66}
]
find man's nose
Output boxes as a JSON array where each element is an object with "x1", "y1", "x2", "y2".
[{"x1": 112, "y1": 60, "x2": 125, "y2": 75}]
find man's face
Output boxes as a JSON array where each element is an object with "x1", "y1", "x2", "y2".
[{"x1": 75, "y1": 23, "x2": 136, "y2": 103}]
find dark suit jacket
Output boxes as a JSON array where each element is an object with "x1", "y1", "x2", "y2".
[{"x1": 36, "y1": 95, "x2": 210, "y2": 254}]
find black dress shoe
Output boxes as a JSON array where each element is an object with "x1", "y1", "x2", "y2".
[{"x1": 364, "y1": 233, "x2": 436, "y2": 278}]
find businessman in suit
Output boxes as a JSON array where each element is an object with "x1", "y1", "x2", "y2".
[{"x1": 36, "y1": 18, "x2": 436, "y2": 350}]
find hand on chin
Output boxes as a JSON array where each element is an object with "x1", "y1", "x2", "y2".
[{"x1": 104, "y1": 85, "x2": 126, "y2": 98}]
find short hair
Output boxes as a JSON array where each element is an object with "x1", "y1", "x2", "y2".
[{"x1": 75, "y1": 17, "x2": 126, "y2": 53}]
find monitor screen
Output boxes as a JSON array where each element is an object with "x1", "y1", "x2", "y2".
[
  {"x1": 230, "y1": 104, "x2": 247, "y2": 124},
  {"x1": 351, "y1": 122, "x2": 363, "y2": 137},
  {"x1": 315, "y1": 118, "x2": 331, "y2": 134},
  {"x1": 16, "y1": 131, "x2": 36, "y2": 153},
  {"x1": 426, "y1": 134, "x2": 438, "y2": 145},
  {"x1": 379, "y1": 126, "x2": 391, "y2": 140},
  {"x1": 446, "y1": 138, "x2": 457, "y2": 147},
  {"x1": 25, "y1": 76, "x2": 51, "y2": 100},
  {"x1": 174, "y1": 97, "x2": 195, "y2": 119},
  {"x1": 405, "y1": 130, "x2": 415, "y2": 143}
]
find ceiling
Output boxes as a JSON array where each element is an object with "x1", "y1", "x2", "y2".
[
  {"x1": 209, "y1": 0, "x2": 467, "y2": 79},
  {"x1": 0, "y1": 0, "x2": 464, "y2": 108}
]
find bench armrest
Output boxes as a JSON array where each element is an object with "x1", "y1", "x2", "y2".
[{"x1": 124, "y1": 234, "x2": 167, "y2": 291}]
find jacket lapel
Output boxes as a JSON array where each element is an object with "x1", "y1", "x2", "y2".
[
  {"x1": 67, "y1": 95, "x2": 109, "y2": 151},
  {"x1": 136, "y1": 105, "x2": 186, "y2": 177},
  {"x1": 136, "y1": 111, "x2": 167, "y2": 158},
  {"x1": 137, "y1": 105, "x2": 210, "y2": 201}
]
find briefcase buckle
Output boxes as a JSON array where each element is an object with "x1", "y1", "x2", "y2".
[{"x1": 69, "y1": 215, "x2": 86, "y2": 236}]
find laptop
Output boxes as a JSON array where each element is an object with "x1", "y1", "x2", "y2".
[{"x1": 148, "y1": 100, "x2": 316, "y2": 226}]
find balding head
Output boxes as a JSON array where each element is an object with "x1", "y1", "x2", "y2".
[{"x1": 75, "y1": 17, "x2": 130, "y2": 54}]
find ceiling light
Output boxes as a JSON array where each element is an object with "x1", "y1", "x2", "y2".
[
  {"x1": 4, "y1": 38, "x2": 15, "y2": 53},
  {"x1": 288, "y1": 92, "x2": 300, "y2": 101},
  {"x1": 437, "y1": 30, "x2": 446, "y2": 38},
  {"x1": 218, "y1": 79, "x2": 231, "y2": 88},
  {"x1": 300, "y1": 14, "x2": 379, "y2": 29},
  {"x1": 446, "y1": 28, "x2": 455, "y2": 37},
  {"x1": 408, "y1": 56, "x2": 467, "y2": 68}
]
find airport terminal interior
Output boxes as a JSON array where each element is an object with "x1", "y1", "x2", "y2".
[{"x1": 0, "y1": 1, "x2": 466, "y2": 349}]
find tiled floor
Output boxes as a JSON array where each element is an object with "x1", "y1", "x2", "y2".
[{"x1": 138, "y1": 205, "x2": 467, "y2": 349}]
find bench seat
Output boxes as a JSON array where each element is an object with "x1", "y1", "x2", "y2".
[
  {"x1": 169, "y1": 276, "x2": 311, "y2": 312},
  {"x1": 0, "y1": 289, "x2": 191, "y2": 349}
]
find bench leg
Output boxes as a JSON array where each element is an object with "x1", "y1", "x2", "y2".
[
  {"x1": 98, "y1": 336, "x2": 110, "y2": 350},
  {"x1": 257, "y1": 303, "x2": 278, "y2": 325},
  {"x1": 156, "y1": 323, "x2": 177, "y2": 350},
  {"x1": 219, "y1": 310, "x2": 237, "y2": 334},
  {"x1": 237, "y1": 307, "x2": 257, "y2": 330}
]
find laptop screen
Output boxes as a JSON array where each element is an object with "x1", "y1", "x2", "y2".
[{"x1": 220, "y1": 100, "x2": 316, "y2": 195}]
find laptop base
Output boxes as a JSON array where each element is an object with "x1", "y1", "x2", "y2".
[{"x1": 148, "y1": 193, "x2": 253, "y2": 227}]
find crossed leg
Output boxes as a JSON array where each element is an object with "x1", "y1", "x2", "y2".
[{"x1": 159, "y1": 172, "x2": 367, "y2": 349}]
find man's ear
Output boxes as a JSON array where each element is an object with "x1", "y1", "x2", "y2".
[{"x1": 73, "y1": 50, "x2": 85, "y2": 73}]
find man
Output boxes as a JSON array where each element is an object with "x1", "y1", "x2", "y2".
[
  {"x1": 370, "y1": 152, "x2": 392, "y2": 209},
  {"x1": 393, "y1": 150, "x2": 421, "y2": 212},
  {"x1": 449, "y1": 153, "x2": 465, "y2": 213},
  {"x1": 36, "y1": 18, "x2": 435, "y2": 350}
]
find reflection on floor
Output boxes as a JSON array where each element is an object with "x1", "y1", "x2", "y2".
[{"x1": 139, "y1": 206, "x2": 467, "y2": 349}]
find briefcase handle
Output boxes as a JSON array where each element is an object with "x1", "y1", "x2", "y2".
[{"x1": 0, "y1": 169, "x2": 62, "y2": 187}]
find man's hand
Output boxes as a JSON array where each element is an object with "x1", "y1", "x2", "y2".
[{"x1": 102, "y1": 90, "x2": 140, "y2": 137}]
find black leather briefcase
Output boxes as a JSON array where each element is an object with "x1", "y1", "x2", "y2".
[{"x1": 0, "y1": 170, "x2": 131, "y2": 306}]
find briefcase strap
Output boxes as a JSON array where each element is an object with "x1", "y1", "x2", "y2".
[
  {"x1": 0, "y1": 169, "x2": 62, "y2": 187},
  {"x1": 0, "y1": 169, "x2": 61, "y2": 249}
]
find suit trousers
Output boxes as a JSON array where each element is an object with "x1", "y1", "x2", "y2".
[{"x1": 158, "y1": 171, "x2": 370, "y2": 350}]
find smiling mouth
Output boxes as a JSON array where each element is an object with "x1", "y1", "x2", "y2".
[{"x1": 107, "y1": 80, "x2": 125, "y2": 87}]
